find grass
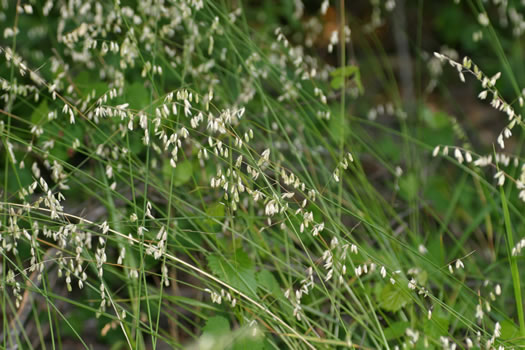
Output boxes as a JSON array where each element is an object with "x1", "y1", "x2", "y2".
[
  {"x1": 500, "y1": 185, "x2": 525, "y2": 337},
  {"x1": 2, "y1": 0, "x2": 525, "y2": 349}
]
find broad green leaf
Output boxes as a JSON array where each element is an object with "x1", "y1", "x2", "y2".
[
  {"x1": 126, "y1": 82, "x2": 150, "y2": 110},
  {"x1": 380, "y1": 283, "x2": 412, "y2": 312},
  {"x1": 202, "y1": 316, "x2": 230, "y2": 337},
  {"x1": 232, "y1": 329, "x2": 265, "y2": 350},
  {"x1": 174, "y1": 160, "x2": 193, "y2": 186},
  {"x1": 163, "y1": 159, "x2": 193, "y2": 186},
  {"x1": 500, "y1": 319, "x2": 520, "y2": 341},
  {"x1": 330, "y1": 65, "x2": 363, "y2": 93},
  {"x1": 423, "y1": 313, "x2": 449, "y2": 338},
  {"x1": 74, "y1": 70, "x2": 107, "y2": 97},
  {"x1": 30, "y1": 100, "x2": 48, "y2": 125},
  {"x1": 330, "y1": 76, "x2": 344, "y2": 90},
  {"x1": 383, "y1": 321, "x2": 410, "y2": 340},
  {"x1": 205, "y1": 202, "x2": 225, "y2": 228},
  {"x1": 208, "y1": 249, "x2": 257, "y2": 296},
  {"x1": 200, "y1": 316, "x2": 265, "y2": 350},
  {"x1": 422, "y1": 107, "x2": 451, "y2": 129},
  {"x1": 330, "y1": 66, "x2": 359, "y2": 78},
  {"x1": 256, "y1": 270, "x2": 282, "y2": 298},
  {"x1": 199, "y1": 316, "x2": 231, "y2": 350}
]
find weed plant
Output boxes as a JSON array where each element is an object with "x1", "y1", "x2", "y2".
[{"x1": 1, "y1": 0, "x2": 525, "y2": 349}]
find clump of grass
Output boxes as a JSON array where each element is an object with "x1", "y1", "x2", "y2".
[{"x1": 1, "y1": 0, "x2": 525, "y2": 349}]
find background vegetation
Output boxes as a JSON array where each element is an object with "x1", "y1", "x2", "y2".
[{"x1": 2, "y1": 0, "x2": 525, "y2": 349}]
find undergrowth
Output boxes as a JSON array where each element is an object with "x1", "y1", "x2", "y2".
[{"x1": 2, "y1": 0, "x2": 525, "y2": 349}]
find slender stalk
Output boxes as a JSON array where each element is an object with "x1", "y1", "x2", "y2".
[{"x1": 500, "y1": 187, "x2": 525, "y2": 336}]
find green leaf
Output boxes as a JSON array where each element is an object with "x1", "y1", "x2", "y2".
[
  {"x1": 424, "y1": 312, "x2": 449, "y2": 338},
  {"x1": 256, "y1": 270, "x2": 282, "y2": 298},
  {"x1": 163, "y1": 159, "x2": 193, "y2": 186},
  {"x1": 200, "y1": 316, "x2": 265, "y2": 350},
  {"x1": 30, "y1": 100, "x2": 49, "y2": 125},
  {"x1": 330, "y1": 65, "x2": 363, "y2": 93},
  {"x1": 380, "y1": 283, "x2": 412, "y2": 312},
  {"x1": 205, "y1": 202, "x2": 225, "y2": 228},
  {"x1": 330, "y1": 76, "x2": 344, "y2": 90},
  {"x1": 383, "y1": 321, "x2": 409, "y2": 340},
  {"x1": 74, "y1": 71, "x2": 108, "y2": 100},
  {"x1": 125, "y1": 82, "x2": 150, "y2": 110},
  {"x1": 208, "y1": 249, "x2": 257, "y2": 296},
  {"x1": 500, "y1": 319, "x2": 520, "y2": 341},
  {"x1": 199, "y1": 316, "x2": 231, "y2": 349},
  {"x1": 174, "y1": 160, "x2": 193, "y2": 186},
  {"x1": 232, "y1": 329, "x2": 264, "y2": 350},
  {"x1": 330, "y1": 66, "x2": 359, "y2": 78},
  {"x1": 202, "y1": 316, "x2": 230, "y2": 337},
  {"x1": 422, "y1": 107, "x2": 451, "y2": 129}
]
